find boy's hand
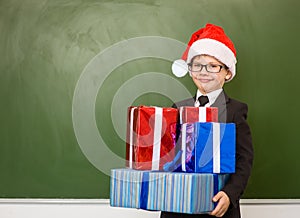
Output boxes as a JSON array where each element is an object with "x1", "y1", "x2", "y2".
[{"x1": 209, "y1": 191, "x2": 230, "y2": 217}]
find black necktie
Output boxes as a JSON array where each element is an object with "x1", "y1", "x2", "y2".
[{"x1": 198, "y1": 95, "x2": 209, "y2": 107}]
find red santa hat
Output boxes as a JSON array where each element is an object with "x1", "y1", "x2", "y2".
[{"x1": 172, "y1": 23, "x2": 237, "y2": 82}]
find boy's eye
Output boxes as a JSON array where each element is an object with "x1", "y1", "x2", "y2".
[
  {"x1": 208, "y1": 64, "x2": 219, "y2": 68},
  {"x1": 193, "y1": 64, "x2": 202, "y2": 67}
]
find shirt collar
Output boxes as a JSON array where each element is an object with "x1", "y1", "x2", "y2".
[{"x1": 195, "y1": 88, "x2": 223, "y2": 107}]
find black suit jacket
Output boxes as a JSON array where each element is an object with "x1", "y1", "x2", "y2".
[{"x1": 161, "y1": 91, "x2": 254, "y2": 218}]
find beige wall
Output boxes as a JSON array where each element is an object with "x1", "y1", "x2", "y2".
[{"x1": 0, "y1": 199, "x2": 300, "y2": 218}]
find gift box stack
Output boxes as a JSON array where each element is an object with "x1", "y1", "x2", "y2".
[{"x1": 110, "y1": 105, "x2": 236, "y2": 214}]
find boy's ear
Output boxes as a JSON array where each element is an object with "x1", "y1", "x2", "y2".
[{"x1": 225, "y1": 71, "x2": 233, "y2": 81}]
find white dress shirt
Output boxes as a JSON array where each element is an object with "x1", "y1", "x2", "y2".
[{"x1": 194, "y1": 89, "x2": 223, "y2": 107}]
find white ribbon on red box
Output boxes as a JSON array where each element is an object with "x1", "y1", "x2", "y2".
[{"x1": 152, "y1": 107, "x2": 163, "y2": 170}]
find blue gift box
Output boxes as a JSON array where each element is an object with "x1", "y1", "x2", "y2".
[
  {"x1": 196, "y1": 122, "x2": 236, "y2": 173},
  {"x1": 164, "y1": 122, "x2": 236, "y2": 173},
  {"x1": 110, "y1": 168, "x2": 229, "y2": 214}
]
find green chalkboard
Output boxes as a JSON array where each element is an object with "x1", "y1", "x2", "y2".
[{"x1": 1, "y1": 0, "x2": 300, "y2": 199}]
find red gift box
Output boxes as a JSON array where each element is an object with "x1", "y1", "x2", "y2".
[
  {"x1": 179, "y1": 106, "x2": 218, "y2": 124},
  {"x1": 126, "y1": 106, "x2": 178, "y2": 170}
]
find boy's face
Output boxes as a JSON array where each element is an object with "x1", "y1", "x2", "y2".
[{"x1": 189, "y1": 55, "x2": 232, "y2": 94}]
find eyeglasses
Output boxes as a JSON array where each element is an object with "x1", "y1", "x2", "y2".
[{"x1": 188, "y1": 63, "x2": 227, "y2": 73}]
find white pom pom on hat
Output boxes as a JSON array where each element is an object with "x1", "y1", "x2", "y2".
[
  {"x1": 172, "y1": 59, "x2": 189, "y2": 77},
  {"x1": 172, "y1": 23, "x2": 237, "y2": 82}
]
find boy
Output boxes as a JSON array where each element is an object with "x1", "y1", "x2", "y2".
[{"x1": 161, "y1": 24, "x2": 254, "y2": 218}]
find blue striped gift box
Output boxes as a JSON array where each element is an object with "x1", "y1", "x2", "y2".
[
  {"x1": 110, "y1": 168, "x2": 143, "y2": 208},
  {"x1": 110, "y1": 169, "x2": 229, "y2": 214}
]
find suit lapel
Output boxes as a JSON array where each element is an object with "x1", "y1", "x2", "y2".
[
  {"x1": 186, "y1": 97, "x2": 196, "y2": 106},
  {"x1": 211, "y1": 91, "x2": 229, "y2": 123}
]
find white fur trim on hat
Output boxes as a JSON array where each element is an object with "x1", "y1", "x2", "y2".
[{"x1": 187, "y1": 38, "x2": 237, "y2": 81}]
